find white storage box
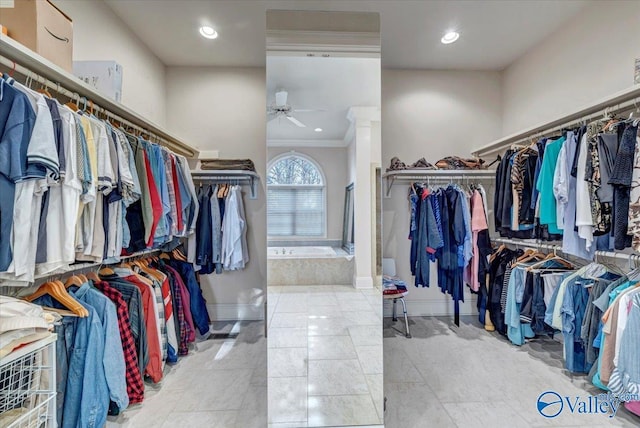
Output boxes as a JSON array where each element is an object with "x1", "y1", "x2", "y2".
[{"x1": 73, "y1": 60, "x2": 123, "y2": 102}]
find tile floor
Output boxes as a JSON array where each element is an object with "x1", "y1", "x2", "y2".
[
  {"x1": 105, "y1": 320, "x2": 267, "y2": 428},
  {"x1": 267, "y1": 285, "x2": 384, "y2": 428},
  {"x1": 384, "y1": 315, "x2": 640, "y2": 428}
]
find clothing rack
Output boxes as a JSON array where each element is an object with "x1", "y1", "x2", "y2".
[
  {"x1": 191, "y1": 170, "x2": 260, "y2": 199},
  {"x1": 382, "y1": 169, "x2": 495, "y2": 197},
  {"x1": 0, "y1": 36, "x2": 199, "y2": 158},
  {"x1": 493, "y1": 237, "x2": 640, "y2": 264},
  {"x1": 0, "y1": 249, "x2": 162, "y2": 290},
  {"x1": 472, "y1": 85, "x2": 640, "y2": 157}
]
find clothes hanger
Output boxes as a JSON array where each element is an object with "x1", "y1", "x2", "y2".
[
  {"x1": 25, "y1": 280, "x2": 88, "y2": 317},
  {"x1": 64, "y1": 275, "x2": 84, "y2": 288},
  {"x1": 86, "y1": 271, "x2": 100, "y2": 282},
  {"x1": 99, "y1": 266, "x2": 116, "y2": 276}
]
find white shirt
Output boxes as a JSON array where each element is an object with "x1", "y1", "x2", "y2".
[
  {"x1": 575, "y1": 134, "x2": 594, "y2": 250},
  {"x1": 222, "y1": 186, "x2": 248, "y2": 270}
]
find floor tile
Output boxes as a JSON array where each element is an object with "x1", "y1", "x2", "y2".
[
  {"x1": 268, "y1": 347, "x2": 307, "y2": 377},
  {"x1": 307, "y1": 395, "x2": 380, "y2": 427},
  {"x1": 307, "y1": 316, "x2": 349, "y2": 336},
  {"x1": 365, "y1": 374, "x2": 384, "y2": 422},
  {"x1": 268, "y1": 377, "x2": 307, "y2": 423},
  {"x1": 355, "y1": 345, "x2": 383, "y2": 374},
  {"x1": 384, "y1": 382, "x2": 457, "y2": 428},
  {"x1": 342, "y1": 310, "x2": 381, "y2": 326},
  {"x1": 235, "y1": 385, "x2": 267, "y2": 428},
  {"x1": 308, "y1": 359, "x2": 369, "y2": 396},
  {"x1": 442, "y1": 401, "x2": 530, "y2": 428},
  {"x1": 270, "y1": 312, "x2": 308, "y2": 328},
  {"x1": 383, "y1": 345, "x2": 425, "y2": 383},
  {"x1": 308, "y1": 293, "x2": 339, "y2": 306},
  {"x1": 308, "y1": 335, "x2": 357, "y2": 360},
  {"x1": 160, "y1": 411, "x2": 238, "y2": 428},
  {"x1": 172, "y1": 369, "x2": 254, "y2": 412},
  {"x1": 349, "y1": 325, "x2": 383, "y2": 347},
  {"x1": 268, "y1": 327, "x2": 308, "y2": 348}
]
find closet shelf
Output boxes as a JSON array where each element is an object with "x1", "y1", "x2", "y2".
[
  {"x1": 191, "y1": 170, "x2": 261, "y2": 199},
  {"x1": 493, "y1": 237, "x2": 640, "y2": 263},
  {"x1": 472, "y1": 85, "x2": 640, "y2": 157},
  {"x1": 382, "y1": 169, "x2": 496, "y2": 197},
  {"x1": 0, "y1": 35, "x2": 199, "y2": 158}
]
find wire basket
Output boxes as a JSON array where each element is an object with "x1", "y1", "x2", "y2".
[{"x1": 0, "y1": 338, "x2": 56, "y2": 428}]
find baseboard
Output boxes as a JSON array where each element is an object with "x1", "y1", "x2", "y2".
[
  {"x1": 207, "y1": 303, "x2": 265, "y2": 321},
  {"x1": 383, "y1": 298, "x2": 478, "y2": 317},
  {"x1": 354, "y1": 276, "x2": 374, "y2": 289}
]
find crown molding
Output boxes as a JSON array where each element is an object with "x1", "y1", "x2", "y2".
[
  {"x1": 267, "y1": 29, "x2": 381, "y2": 57},
  {"x1": 267, "y1": 139, "x2": 348, "y2": 148}
]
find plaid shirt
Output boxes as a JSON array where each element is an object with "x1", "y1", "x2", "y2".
[
  {"x1": 163, "y1": 267, "x2": 191, "y2": 355},
  {"x1": 95, "y1": 281, "x2": 145, "y2": 404}
]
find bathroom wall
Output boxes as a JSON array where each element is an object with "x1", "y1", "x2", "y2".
[{"x1": 268, "y1": 146, "x2": 349, "y2": 243}]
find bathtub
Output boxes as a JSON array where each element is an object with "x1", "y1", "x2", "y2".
[
  {"x1": 268, "y1": 246, "x2": 336, "y2": 259},
  {"x1": 267, "y1": 246, "x2": 354, "y2": 286}
]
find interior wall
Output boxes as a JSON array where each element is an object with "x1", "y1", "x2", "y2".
[
  {"x1": 166, "y1": 66, "x2": 267, "y2": 320},
  {"x1": 53, "y1": 0, "x2": 167, "y2": 127},
  {"x1": 502, "y1": 0, "x2": 640, "y2": 135},
  {"x1": 267, "y1": 146, "x2": 349, "y2": 242},
  {"x1": 381, "y1": 69, "x2": 502, "y2": 316}
]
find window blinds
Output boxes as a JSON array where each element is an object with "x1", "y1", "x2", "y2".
[{"x1": 267, "y1": 187, "x2": 325, "y2": 236}]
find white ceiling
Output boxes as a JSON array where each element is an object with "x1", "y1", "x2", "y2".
[
  {"x1": 105, "y1": 0, "x2": 587, "y2": 70},
  {"x1": 266, "y1": 56, "x2": 380, "y2": 143}
]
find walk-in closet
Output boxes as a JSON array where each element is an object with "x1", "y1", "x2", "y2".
[{"x1": 2, "y1": 1, "x2": 639, "y2": 428}]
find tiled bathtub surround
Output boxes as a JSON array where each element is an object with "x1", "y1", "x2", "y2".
[
  {"x1": 267, "y1": 256, "x2": 354, "y2": 286},
  {"x1": 268, "y1": 285, "x2": 383, "y2": 427}
]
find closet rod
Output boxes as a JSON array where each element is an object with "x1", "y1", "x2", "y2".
[
  {"x1": 0, "y1": 249, "x2": 163, "y2": 287},
  {"x1": 0, "y1": 53, "x2": 198, "y2": 158},
  {"x1": 493, "y1": 237, "x2": 640, "y2": 263},
  {"x1": 472, "y1": 85, "x2": 640, "y2": 157},
  {"x1": 383, "y1": 171, "x2": 495, "y2": 198}
]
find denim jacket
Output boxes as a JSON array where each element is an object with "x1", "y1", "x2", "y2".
[
  {"x1": 34, "y1": 294, "x2": 110, "y2": 428},
  {"x1": 73, "y1": 283, "x2": 129, "y2": 412}
]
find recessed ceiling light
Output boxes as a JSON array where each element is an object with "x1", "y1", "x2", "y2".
[
  {"x1": 314, "y1": 128, "x2": 323, "y2": 132},
  {"x1": 199, "y1": 26, "x2": 218, "y2": 39},
  {"x1": 441, "y1": 31, "x2": 459, "y2": 44}
]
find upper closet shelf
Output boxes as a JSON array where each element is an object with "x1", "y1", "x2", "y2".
[
  {"x1": 382, "y1": 169, "x2": 495, "y2": 197},
  {"x1": 471, "y1": 85, "x2": 640, "y2": 157},
  {"x1": 0, "y1": 35, "x2": 199, "y2": 158},
  {"x1": 191, "y1": 170, "x2": 261, "y2": 199}
]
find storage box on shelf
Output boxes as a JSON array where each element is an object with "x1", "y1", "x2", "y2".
[
  {"x1": 73, "y1": 60, "x2": 123, "y2": 102},
  {"x1": 0, "y1": 0, "x2": 73, "y2": 72}
]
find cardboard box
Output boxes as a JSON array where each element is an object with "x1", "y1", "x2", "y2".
[
  {"x1": 0, "y1": 0, "x2": 73, "y2": 72},
  {"x1": 73, "y1": 60, "x2": 123, "y2": 103}
]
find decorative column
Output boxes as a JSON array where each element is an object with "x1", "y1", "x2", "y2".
[{"x1": 347, "y1": 106, "x2": 381, "y2": 289}]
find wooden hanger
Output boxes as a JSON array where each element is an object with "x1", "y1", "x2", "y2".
[
  {"x1": 37, "y1": 86, "x2": 52, "y2": 98},
  {"x1": 86, "y1": 271, "x2": 100, "y2": 282},
  {"x1": 64, "y1": 275, "x2": 84, "y2": 288},
  {"x1": 25, "y1": 281, "x2": 88, "y2": 317},
  {"x1": 159, "y1": 253, "x2": 171, "y2": 260},
  {"x1": 99, "y1": 266, "x2": 116, "y2": 276}
]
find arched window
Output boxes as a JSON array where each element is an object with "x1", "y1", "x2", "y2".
[{"x1": 267, "y1": 153, "x2": 326, "y2": 237}]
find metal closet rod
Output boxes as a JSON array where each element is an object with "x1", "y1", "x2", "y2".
[
  {"x1": 0, "y1": 56, "x2": 191, "y2": 157},
  {"x1": 493, "y1": 237, "x2": 640, "y2": 262}
]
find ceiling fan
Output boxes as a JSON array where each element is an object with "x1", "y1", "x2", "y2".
[{"x1": 267, "y1": 89, "x2": 324, "y2": 128}]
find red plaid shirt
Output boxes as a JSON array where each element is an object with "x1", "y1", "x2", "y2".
[
  {"x1": 95, "y1": 281, "x2": 145, "y2": 404},
  {"x1": 163, "y1": 266, "x2": 195, "y2": 354}
]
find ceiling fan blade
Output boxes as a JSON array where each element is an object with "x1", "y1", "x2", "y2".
[
  {"x1": 286, "y1": 116, "x2": 306, "y2": 128},
  {"x1": 275, "y1": 90, "x2": 288, "y2": 106}
]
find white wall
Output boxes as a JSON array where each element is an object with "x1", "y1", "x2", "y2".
[
  {"x1": 268, "y1": 147, "x2": 349, "y2": 242},
  {"x1": 381, "y1": 69, "x2": 502, "y2": 316},
  {"x1": 166, "y1": 66, "x2": 267, "y2": 320},
  {"x1": 502, "y1": 0, "x2": 640, "y2": 135},
  {"x1": 53, "y1": 0, "x2": 167, "y2": 126}
]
